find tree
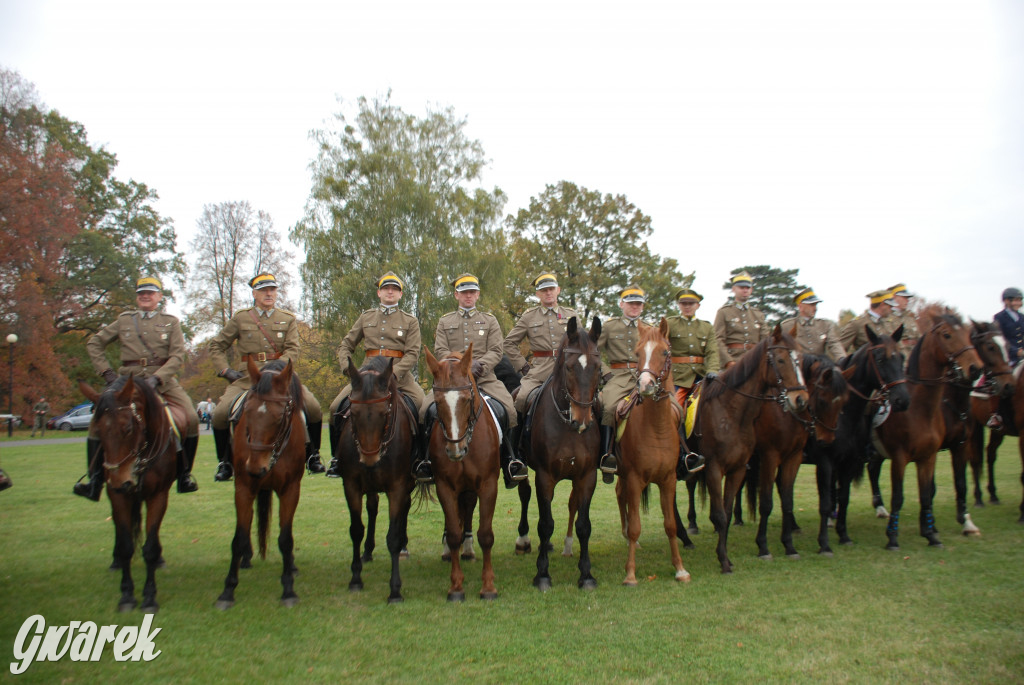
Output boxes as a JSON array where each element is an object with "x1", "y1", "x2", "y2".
[
  {"x1": 185, "y1": 201, "x2": 294, "y2": 340},
  {"x1": 292, "y1": 94, "x2": 507, "y2": 357},
  {"x1": 721, "y1": 265, "x2": 806, "y2": 327},
  {"x1": 505, "y1": 181, "x2": 691, "y2": 322}
]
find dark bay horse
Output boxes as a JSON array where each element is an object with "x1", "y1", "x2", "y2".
[
  {"x1": 616, "y1": 319, "x2": 696, "y2": 585},
  {"x1": 516, "y1": 316, "x2": 602, "y2": 591},
  {"x1": 424, "y1": 343, "x2": 501, "y2": 601},
  {"x1": 216, "y1": 358, "x2": 306, "y2": 609},
  {"x1": 80, "y1": 375, "x2": 178, "y2": 613},
  {"x1": 336, "y1": 356, "x2": 420, "y2": 603},
  {"x1": 969, "y1": 361, "x2": 1024, "y2": 521},
  {"x1": 872, "y1": 306, "x2": 983, "y2": 549},
  {"x1": 692, "y1": 324, "x2": 808, "y2": 574}
]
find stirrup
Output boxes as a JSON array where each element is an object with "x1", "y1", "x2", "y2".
[
  {"x1": 413, "y1": 461, "x2": 434, "y2": 485},
  {"x1": 599, "y1": 454, "x2": 618, "y2": 475},
  {"x1": 177, "y1": 473, "x2": 198, "y2": 493},
  {"x1": 306, "y1": 452, "x2": 325, "y2": 474},
  {"x1": 73, "y1": 473, "x2": 102, "y2": 501},
  {"x1": 325, "y1": 458, "x2": 342, "y2": 478},
  {"x1": 987, "y1": 414, "x2": 1003, "y2": 429},
  {"x1": 214, "y1": 461, "x2": 233, "y2": 482},
  {"x1": 683, "y1": 452, "x2": 706, "y2": 474}
]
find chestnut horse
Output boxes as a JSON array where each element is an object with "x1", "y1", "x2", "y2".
[
  {"x1": 424, "y1": 344, "x2": 501, "y2": 601},
  {"x1": 872, "y1": 306, "x2": 983, "y2": 549},
  {"x1": 336, "y1": 356, "x2": 420, "y2": 603},
  {"x1": 692, "y1": 325, "x2": 809, "y2": 573},
  {"x1": 615, "y1": 319, "x2": 695, "y2": 585},
  {"x1": 80, "y1": 375, "x2": 177, "y2": 613},
  {"x1": 216, "y1": 358, "x2": 306, "y2": 609}
]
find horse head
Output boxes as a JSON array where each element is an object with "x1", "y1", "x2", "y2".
[
  {"x1": 970, "y1": 320, "x2": 1015, "y2": 399},
  {"x1": 635, "y1": 319, "x2": 672, "y2": 398},
  {"x1": 857, "y1": 325, "x2": 911, "y2": 412},
  {"x1": 80, "y1": 375, "x2": 156, "y2": 495},
  {"x1": 766, "y1": 324, "x2": 809, "y2": 413},
  {"x1": 241, "y1": 358, "x2": 300, "y2": 479},
  {"x1": 556, "y1": 315, "x2": 602, "y2": 432},
  {"x1": 803, "y1": 356, "x2": 853, "y2": 444},
  {"x1": 425, "y1": 343, "x2": 478, "y2": 461},
  {"x1": 915, "y1": 306, "x2": 984, "y2": 384},
  {"x1": 348, "y1": 356, "x2": 396, "y2": 466}
]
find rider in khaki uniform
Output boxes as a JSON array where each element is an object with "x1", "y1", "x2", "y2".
[
  {"x1": 714, "y1": 271, "x2": 768, "y2": 367},
  {"x1": 839, "y1": 290, "x2": 898, "y2": 353},
  {"x1": 503, "y1": 272, "x2": 577, "y2": 415},
  {"x1": 208, "y1": 273, "x2": 324, "y2": 481},
  {"x1": 74, "y1": 276, "x2": 199, "y2": 500},
  {"x1": 667, "y1": 288, "x2": 720, "y2": 406},
  {"x1": 324, "y1": 272, "x2": 425, "y2": 476},
  {"x1": 886, "y1": 283, "x2": 920, "y2": 355},
  {"x1": 781, "y1": 287, "x2": 846, "y2": 361},
  {"x1": 420, "y1": 273, "x2": 526, "y2": 487}
]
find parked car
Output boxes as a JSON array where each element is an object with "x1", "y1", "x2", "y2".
[
  {"x1": 49, "y1": 403, "x2": 94, "y2": 431},
  {"x1": 0, "y1": 413, "x2": 23, "y2": 428}
]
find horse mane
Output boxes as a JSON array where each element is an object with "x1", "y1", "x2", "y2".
[
  {"x1": 703, "y1": 336, "x2": 773, "y2": 402},
  {"x1": 359, "y1": 355, "x2": 392, "y2": 375},
  {"x1": 93, "y1": 375, "x2": 165, "y2": 433},
  {"x1": 254, "y1": 359, "x2": 302, "y2": 405},
  {"x1": 803, "y1": 353, "x2": 846, "y2": 396},
  {"x1": 906, "y1": 304, "x2": 963, "y2": 379}
]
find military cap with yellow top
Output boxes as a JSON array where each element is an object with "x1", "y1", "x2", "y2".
[
  {"x1": 377, "y1": 271, "x2": 404, "y2": 290},
  {"x1": 249, "y1": 273, "x2": 278, "y2": 290},
  {"x1": 135, "y1": 276, "x2": 162, "y2": 293},
  {"x1": 793, "y1": 287, "x2": 822, "y2": 305},
  {"x1": 867, "y1": 289, "x2": 891, "y2": 305},
  {"x1": 533, "y1": 272, "x2": 559, "y2": 290},
  {"x1": 675, "y1": 288, "x2": 703, "y2": 302},
  {"x1": 620, "y1": 285, "x2": 646, "y2": 303},
  {"x1": 452, "y1": 273, "x2": 480, "y2": 292},
  {"x1": 731, "y1": 271, "x2": 754, "y2": 286}
]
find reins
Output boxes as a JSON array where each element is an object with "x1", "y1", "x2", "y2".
[
  {"x1": 550, "y1": 346, "x2": 600, "y2": 424},
  {"x1": 349, "y1": 387, "x2": 399, "y2": 457},
  {"x1": 432, "y1": 358, "x2": 484, "y2": 445},
  {"x1": 905, "y1": 320, "x2": 976, "y2": 387},
  {"x1": 101, "y1": 396, "x2": 175, "y2": 483},
  {"x1": 245, "y1": 392, "x2": 298, "y2": 472}
]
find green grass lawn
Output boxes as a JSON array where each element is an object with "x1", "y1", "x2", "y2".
[{"x1": 2, "y1": 434, "x2": 1023, "y2": 683}]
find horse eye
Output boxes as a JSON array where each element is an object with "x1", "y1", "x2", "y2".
[{"x1": 943, "y1": 333, "x2": 951, "y2": 339}]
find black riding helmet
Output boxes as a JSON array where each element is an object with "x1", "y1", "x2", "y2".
[{"x1": 1002, "y1": 287, "x2": 1023, "y2": 301}]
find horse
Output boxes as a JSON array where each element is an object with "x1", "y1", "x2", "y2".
[
  {"x1": 747, "y1": 352, "x2": 853, "y2": 560},
  {"x1": 424, "y1": 343, "x2": 501, "y2": 601},
  {"x1": 335, "y1": 356, "x2": 420, "y2": 603},
  {"x1": 216, "y1": 358, "x2": 307, "y2": 609},
  {"x1": 511, "y1": 316, "x2": 602, "y2": 591},
  {"x1": 616, "y1": 319, "x2": 703, "y2": 585},
  {"x1": 80, "y1": 375, "x2": 178, "y2": 613},
  {"x1": 871, "y1": 306, "x2": 984, "y2": 549},
  {"x1": 691, "y1": 324, "x2": 809, "y2": 574}
]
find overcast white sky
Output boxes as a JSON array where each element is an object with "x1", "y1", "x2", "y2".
[{"x1": 1, "y1": 0, "x2": 1021, "y2": 324}]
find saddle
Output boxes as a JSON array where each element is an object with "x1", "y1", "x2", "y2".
[
  {"x1": 613, "y1": 390, "x2": 682, "y2": 442},
  {"x1": 517, "y1": 378, "x2": 550, "y2": 453},
  {"x1": 482, "y1": 392, "x2": 509, "y2": 438}
]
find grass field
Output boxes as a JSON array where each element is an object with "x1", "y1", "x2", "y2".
[{"x1": 1, "y1": 431, "x2": 1023, "y2": 683}]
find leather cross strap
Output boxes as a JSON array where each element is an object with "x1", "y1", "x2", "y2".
[
  {"x1": 248, "y1": 310, "x2": 281, "y2": 355},
  {"x1": 727, "y1": 342, "x2": 756, "y2": 350},
  {"x1": 365, "y1": 349, "x2": 404, "y2": 358},
  {"x1": 123, "y1": 358, "x2": 169, "y2": 367},
  {"x1": 672, "y1": 355, "x2": 704, "y2": 364},
  {"x1": 531, "y1": 350, "x2": 557, "y2": 358},
  {"x1": 241, "y1": 352, "x2": 282, "y2": 363}
]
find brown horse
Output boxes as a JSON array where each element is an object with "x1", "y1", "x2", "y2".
[
  {"x1": 216, "y1": 358, "x2": 306, "y2": 609},
  {"x1": 514, "y1": 316, "x2": 602, "y2": 591},
  {"x1": 80, "y1": 375, "x2": 178, "y2": 613},
  {"x1": 335, "y1": 356, "x2": 420, "y2": 603},
  {"x1": 615, "y1": 319, "x2": 695, "y2": 586},
  {"x1": 692, "y1": 325, "x2": 809, "y2": 574},
  {"x1": 424, "y1": 343, "x2": 501, "y2": 601},
  {"x1": 872, "y1": 306, "x2": 984, "y2": 549}
]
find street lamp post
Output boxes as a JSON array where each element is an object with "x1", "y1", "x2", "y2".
[{"x1": 6, "y1": 333, "x2": 16, "y2": 438}]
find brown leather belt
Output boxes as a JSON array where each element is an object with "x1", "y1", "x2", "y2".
[
  {"x1": 610, "y1": 362, "x2": 638, "y2": 369},
  {"x1": 727, "y1": 343, "x2": 756, "y2": 350},
  {"x1": 531, "y1": 350, "x2": 557, "y2": 358},
  {"x1": 122, "y1": 358, "x2": 169, "y2": 367},
  {"x1": 241, "y1": 352, "x2": 282, "y2": 363},
  {"x1": 365, "y1": 349, "x2": 404, "y2": 358},
  {"x1": 671, "y1": 355, "x2": 704, "y2": 364}
]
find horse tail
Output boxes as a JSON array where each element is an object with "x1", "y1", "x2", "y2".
[
  {"x1": 256, "y1": 489, "x2": 272, "y2": 559},
  {"x1": 641, "y1": 484, "x2": 650, "y2": 515},
  {"x1": 413, "y1": 482, "x2": 436, "y2": 510}
]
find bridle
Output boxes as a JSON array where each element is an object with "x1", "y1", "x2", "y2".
[
  {"x1": 705, "y1": 344, "x2": 808, "y2": 415},
  {"x1": 349, "y1": 385, "x2": 399, "y2": 458},
  {"x1": 905, "y1": 320, "x2": 977, "y2": 386},
  {"x1": 244, "y1": 392, "x2": 297, "y2": 473},
  {"x1": 432, "y1": 358, "x2": 483, "y2": 446},
  {"x1": 550, "y1": 345, "x2": 600, "y2": 424},
  {"x1": 845, "y1": 342, "x2": 907, "y2": 404},
  {"x1": 101, "y1": 397, "x2": 174, "y2": 484},
  {"x1": 634, "y1": 346, "x2": 673, "y2": 401}
]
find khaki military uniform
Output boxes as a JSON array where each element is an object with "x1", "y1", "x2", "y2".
[
  {"x1": 598, "y1": 317, "x2": 661, "y2": 425},
  {"x1": 781, "y1": 316, "x2": 846, "y2": 361},
  {"x1": 890, "y1": 309, "x2": 920, "y2": 354},
  {"x1": 429, "y1": 308, "x2": 516, "y2": 427},
  {"x1": 714, "y1": 302, "x2": 767, "y2": 364},
  {"x1": 839, "y1": 310, "x2": 897, "y2": 354},
  {"x1": 329, "y1": 306, "x2": 425, "y2": 416},
  {"x1": 503, "y1": 304, "x2": 577, "y2": 413},
  {"x1": 208, "y1": 307, "x2": 321, "y2": 429},
  {"x1": 666, "y1": 315, "x2": 720, "y2": 390},
  {"x1": 31, "y1": 400, "x2": 50, "y2": 436}
]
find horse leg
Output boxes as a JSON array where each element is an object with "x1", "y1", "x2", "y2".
[
  {"x1": 216, "y1": 486, "x2": 255, "y2": 610},
  {"x1": 755, "y1": 453, "x2": 777, "y2": 560},
  {"x1": 950, "y1": 438, "x2": 970, "y2": 528},
  {"x1": 278, "y1": 482, "x2": 300, "y2": 607},
  {"x1": 110, "y1": 495, "x2": 137, "y2": 612},
  {"x1": 718, "y1": 467, "x2": 746, "y2": 574},
  {"x1": 659, "y1": 478, "x2": 690, "y2": 582},
  {"x1": 385, "y1": 488, "x2": 412, "y2": 604},
  {"x1": 621, "y1": 474, "x2": 643, "y2": 586},
  {"x1": 575, "y1": 471, "x2": 598, "y2": 589},
  {"x1": 885, "y1": 456, "x2": 908, "y2": 550},
  {"x1": 477, "y1": 480, "x2": 498, "y2": 600},
  {"x1": 987, "y1": 430, "x2": 1004, "y2": 505},
  {"x1": 515, "y1": 479, "x2": 532, "y2": 554},
  {"x1": 731, "y1": 472, "x2": 746, "y2": 526},
  {"x1": 868, "y1": 454, "x2": 888, "y2": 518},
  {"x1": 140, "y1": 490, "x2": 169, "y2": 613},
  {"x1": 563, "y1": 484, "x2": 578, "y2": 557},
  {"x1": 533, "y1": 470, "x2": 556, "y2": 591},
  {"x1": 917, "y1": 457, "x2": 943, "y2": 547},
  {"x1": 459, "y1": 490, "x2": 477, "y2": 561},
  {"x1": 436, "y1": 483, "x2": 466, "y2": 602},
  {"x1": 815, "y1": 459, "x2": 834, "y2": 556},
  {"x1": 363, "y1": 491, "x2": 378, "y2": 562},
  {"x1": 671, "y1": 492, "x2": 694, "y2": 549},
  {"x1": 969, "y1": 423, "x2": 986, "y2": 507},
  {"x1": 344, "y1": 482, "x2": 366, "y2": 592},
  {"x1": 777, "y1": 457, "x2": 801, "y2": 558},
  {"x1": 835, "y1": 461, "x2": 855, "y2": 546}
]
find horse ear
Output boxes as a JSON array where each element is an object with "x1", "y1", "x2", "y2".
[
  {"x1": 788, "y1": 323, "x2": 798, "y2": 338},
  {"x1": 247, "y1": 356, "x2": 261, "y2": 383},
  {"x1": 590, "y1": 315, "x2": 601, "y2": 343},
  {"x1": 891, "y1": 323, "x2": 904, "y2": 343},
  {"x1": 772, "y1": 323, "x2": 783, "y2": 342},
  {"x1": 424, "y1": 346, "x2": 440, "y2": 379},
  {"x1": 841, "y1": 365, "x2": 856, "y2": 380},
  {"x1": 350, "y1": 358, "x2": 363, "y2": 393},
  {"x1": 566, "y1": 316, "x2": 578, "y2": 340},
  {"x1": 821, "y1": 367, "x2": 833, "y2": 385},
  {"x1": 380, "y1": 358, "x2": 395, "y2": 388},
  {"x1": 460, "y1": 343, "x2": 474, "y2": 376},
  {"x1": 866, "y1": 325, "x2": 879, "y2": 345},
  {"x1": 79, "y1": 380, "x2": 100, "y2": 403},
  {"x1": 118, "y1": 375, "x2": 135, "y2": 402},
  {"x1": 659, "y1": 317, "x2": 670, "y2": 338}
]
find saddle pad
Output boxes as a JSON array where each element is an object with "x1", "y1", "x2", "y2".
[
  {"x1": 871, "y1": 402, "x2": 891, "y2": 428},
  {"x1": 481, "y1": 395, "x2": 503, "y2": 442},
  {"x1": 685, "y1": 383, "x2": 702, "y2": 439},
  {"x1": 162, "y1": 404, "x2": 182, "y2": 445}
]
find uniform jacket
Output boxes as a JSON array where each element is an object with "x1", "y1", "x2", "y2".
[
  {"x1": 88, "y1": 310, "x2": 187, "y2": 387},
  {"x1": 434, "y1": 308, "x2": 505, "y2": 378},
  {"x1": 666, "y1": 315, "x2": 720, "y2": 387},
  {"x1": 890, "y1": 309, "x2": 920, "y2": 353},
  {"x1": 839, "y1": 310, "x2": 897, "y2": 353},
  {"x1": 209, "y1": 307, "x2": 301, "y2": 373},
  {"x1": 503, "y1": 305, "x2": 577, "y2": 374},
  {"x1": 597, "y1": 316, "x2": 649, "y2": 377},
  {"x1": 714, "y1": 301, "x2": 767, "y2": 362},
  {"x1": 781, "y1": 316, "x2": 846, "y2": 361},
  {"x1": 338, "y1": 307, "x2": 421, "y2": 384},
  {"x1": 995, "y1": 308, "x2": 1024, "y2": 365},
  {"x1": 33, "y1": 401, "x2": 50, "y2": 416}
]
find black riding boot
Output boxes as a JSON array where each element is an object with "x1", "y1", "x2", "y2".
[
  {"x1": 326, "y1": 398, "x2": 349, "y2": 478},
  {"x1": 676, "y1": 425, "x2": 705, "y2": 479},
  {"x1": 213, "y1": 427, "x2": 233, "y2": 482},
  {"x1": 73, "y1": 438, "x2": 104, "y2": 501},
  {"x1": 306, "y1": 421, "x2": 325, "y2": 473},
  {"x1": 413, "y1": 404, "x2": 436, "y2": 484},
  {"x1": 598, "y1": 424, "x2": 617, "y2": 484},
  {"x1": 501, "y1": 430, "x2": 528, "y2": 489},
  {"x1": 177, "y1": 435, "x2": 199, "y2": 493}
]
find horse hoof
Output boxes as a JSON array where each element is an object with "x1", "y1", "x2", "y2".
[
  {"x1": 479, "y1": 591, "x2": 498, "y2": 601},
  {"x1": 989, "y1": 496, "x2": 1001, "y2": 505},
  {"x1": 579, "y1": 578, "x2": 597, "y2": 591},
  {"x1": 973, "y1": 500, "x2": 985, "y2": 508},
  {"x1": 827, "y1": 520, "x2": 835, "y2": 528},
  {"x1": 721, "y1": 568, "x2": 733, "y2": 575},
  {"x1": 214, "y1": 599, "x2": 235, "y2": 611},
  {"x1": 361, "y1": 553, "x2": 373, "y2": 563},
  {"x1": 927, "y1": 538, "x2": 944, "y2": 548},
  {"x1": 622, "y1": 579, "x2": 638, "y2": 587},
  {"x1": 141, "y1": 603, "x2": 159, "y2": 614},
  {"x1": 399, "y1": 549, "x2": 410, "y2": 560},
  {"x1": 441, "y1": 553, "x2": 452, "y2": 562},
  {"x1": 109, "y1": 560, "x2": 122, "y2": 572},
  {"x1": 533, "y1": 577, "x2": 552, "y2": 592},
  {"x1": 758, "y1": 553, "x2": 773, "y2": 561},
  {"x1": 787, "y1": 553, "x2": 801, "y2": 560},
  {"x1": 885, "y1": 543, "x2": 900, "y2": 551},
  {"x1": 349, "y1": 582, "x2": 363, "y2": 592},
  {"x1": 447, "y1": 591, "x2": 465, "y2": 603},
  {"x1": 733, "y1": 520, "x2": 744, "y2": 527},
  {"x1": 460, "y1": 552, "x2": 476, "y2": 561},
  {"x1": 675, "y1": 570, "x2": 691, "y2": 583},
  {"x1": 514, "y1": 543, "x2": 531, "y2": 555},
  {"x1": 875, "y1": 506, "x2": 890, "y2": 519},
  {"x1": 686, "y1": 527, "x2": 699, "y2": 536},
  {"x1": 818, "y1": 549, "x2": 833, "y2": 558},
  {"x1": 388, "y1": 595, "x2": 404, "y2": 604},
  {"x1": 839, "y1": 539, "x2": 854, "y2": 546},
  {"x1": 118, "y1": 600, "x2": 137, "y2": 613},
  {"x1": 156, "y1": 557, "x2": 166, "y2": 569},
  {"x1": 280, "y1": 596, "x2": 300, "y2": 608},
  {"x1": 240, "y1": 559, "x2": 252, "y2": 569},
  {"x1": 792, "y1": 527, "x2": 803, "y2": 536}
]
